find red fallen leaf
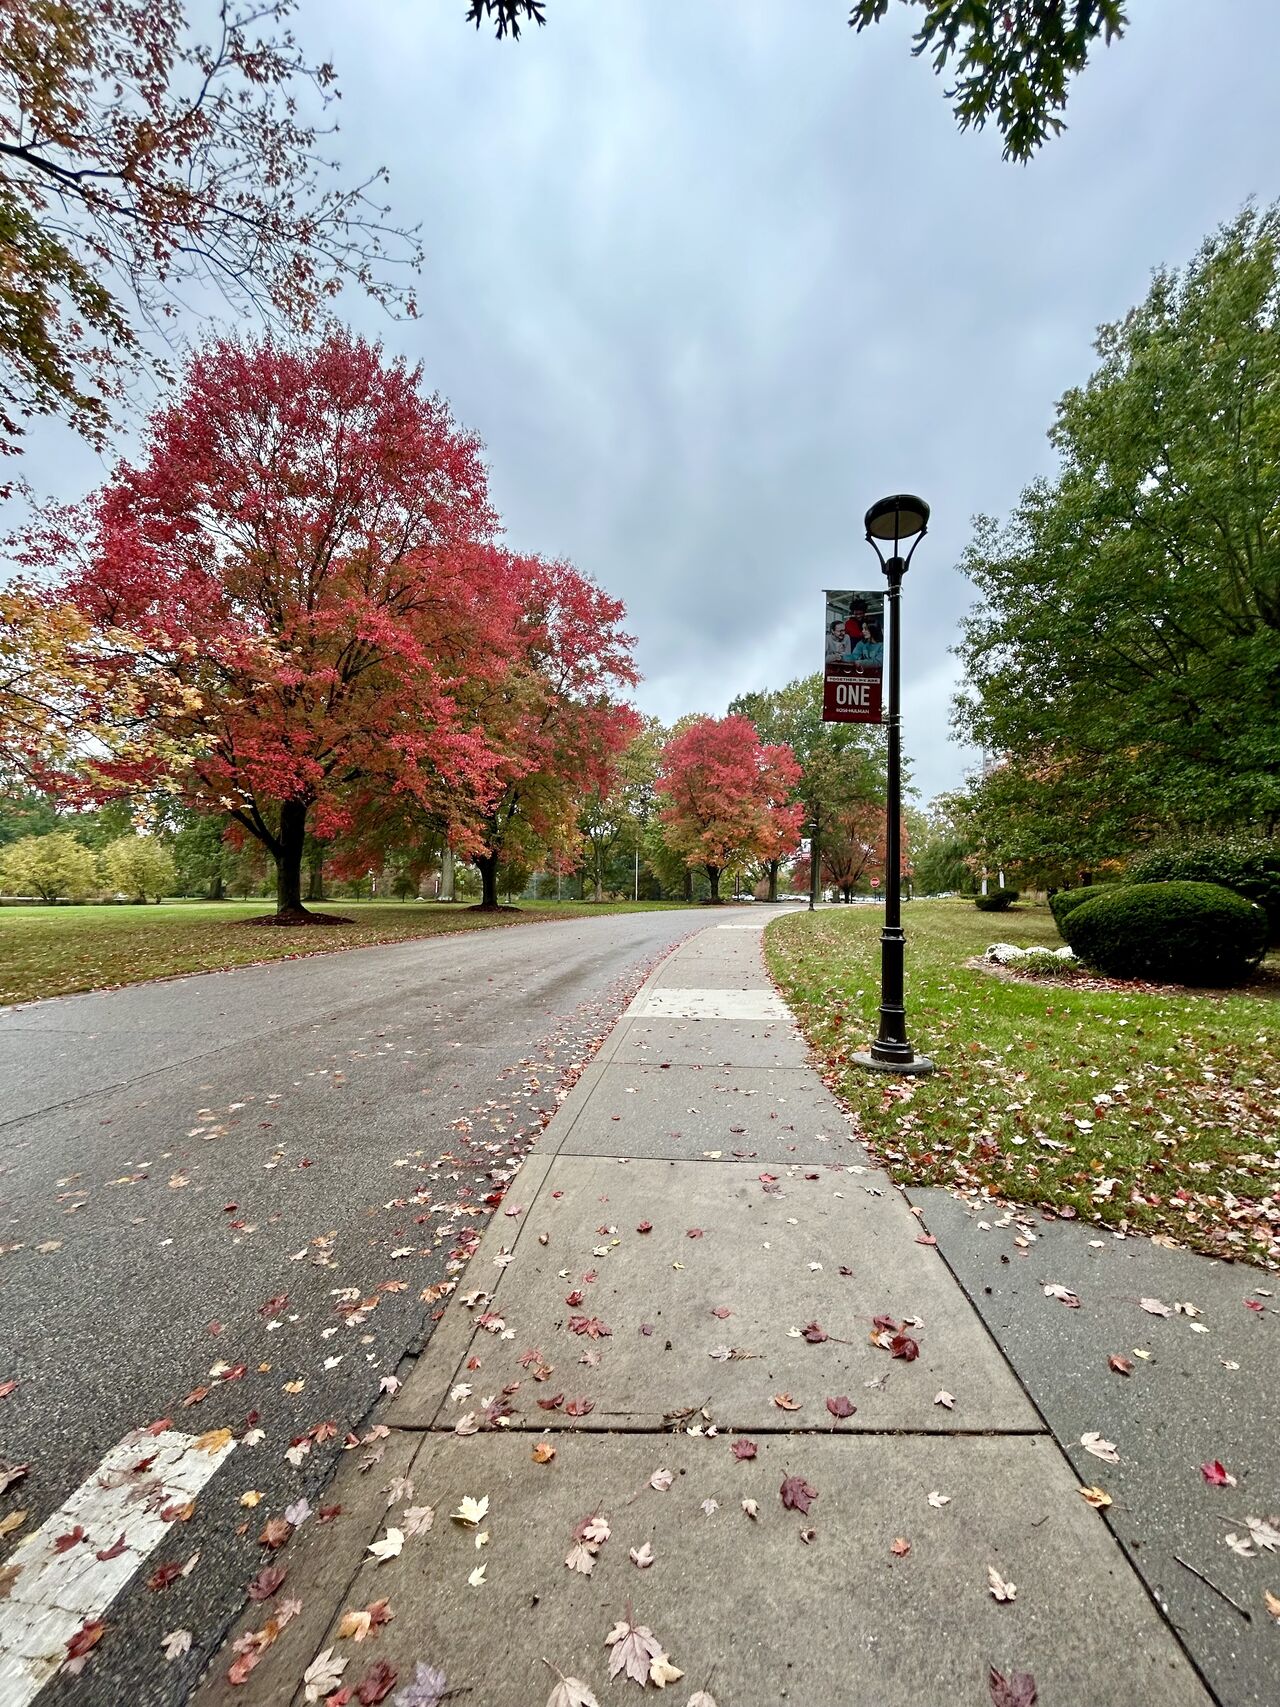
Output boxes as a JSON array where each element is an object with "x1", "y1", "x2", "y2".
[
  {"x1": 147, "y1": 1560, "x2": 182, "y2": 1591},
  {"x1": 312, "y1": 1421, "x2": 339, "y2": 1443},
  {"x1": 989, "y1": 1663, "x2": 1038, "y2": 1706},
  {"x1": 915, "y1": 1234, "x2": 937, "y2": 1246},
  {"x1": 54, "y1": 1526, "x2": 86, "y2": 1555},
  {"x1": 780, "y1": 1475, "x2": 819, "y2": 1514},
  {"x1": 1108, "y1": 1355, "x2": 1134, "y2": 1376},
  {"x1": 259, "y1": 1292, "x2": 288, "y2": 1317},
  {"x1": 565, "y1": 1397, "x2": 595, "y2": 1417},
  {"x1": 802, "y1": 1321, "x2": 828, "y2": 1345},
  {"x1": 207, "y1": 1321, "x2": 224, "y2": 1335},
  {"x1": 838, "y1": 1265, "x2": 854, "y2": 1277},
  {"x1": 566, "y1": 1315, "x2": 611, "y2": 1339},
  {"x1": 889, "y1": 1334, "x2": 920, "y2": 1361},
  {"x1": 356, "y1": 1660, "x2": 397, "y2": 1705},
  {"x1": 181, "y1": 1386, "x2": 209, "y2": 1407},
  {"x1": 143, "y1": 1417, "x2": 172, "y2": 1436},
  {"x1": 227, "y1": 1649, "x2": 260, "y2": 1687},
  {"x1": 247, "y1": 1564, "x2": 287, "y2": 1601},
  {"x1": 686, "y1": 1228, "x2": 705, "y2": 1239},
  {"x1": 95, "y1": 1533, "x2": 127, "y2": 1561},
  {"x1": 871, "y1": 1313, "x2": 898, "y2": 1334},
  {"x1": 259, "y1": 1517, "x2": 294, "y2": 1549},
  {"x1": 537, "y1": 1393, "x2": 565, "y2": 1411},
  {"x1": 636, "y1": 1221, "x2": 653, "y2": 1233},
  {"x1": 639, "y1": 1323, "x2": 655, "y2": 1336},
  {"x1": 130, "y1": 1455, "x2": 157, "y2": 1474},
  {"x1": 711, "y1": 1306, "x2": 732, "y2": 1319},
  {"x1": 1245, "y1": 1299, "x2": 1265, "y2": 1312},
  {"x1": 759, "y1": 1173, "x2": 777, "y2": 1184},
  {"x1": 65, "y1": 1619, "x2": 106, "y2": 1661},
  {"x1": 826, "y1": 1396, "x2": 856, "y2": 1419},
  {"x1": 318, "y1": 1505, "x2": 343, "y2": 1522},
  {"x1": 730, "y1": 1438, "x2": 758, "y2": 1460},
  {"x1": 0, "y1": 1380, "x2": 18, "y2": 1399},
  {"x1": 1200, "y1": 1460, "x2": 1235, "y2": 1487},
  {"x1": 220, "y1": 1364, "x2": 247, "y2": 1382},
  {"x1": 581, "y1": 1270, "x2": 599, "y2": 1284},
  {"x1": 890, "y1": 1536, "x2": 911, "y2": 1557},
  {"x1": 564, "y1": 1290, "x2": 586, "y2": 1307}
]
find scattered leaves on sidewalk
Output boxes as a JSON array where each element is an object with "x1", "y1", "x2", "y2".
[
  {"x1": 366, "y1": 1527, "x2": 404, "y2": 1562},
  {"x1": 452, "y1": 1494, "x2": 489, "y2": 1526},
  {"x1": 772, "y1": 1392, "x2": 801, "y2": 1411},
  {"x1": 1200, "y1": 1460, "x2": 1237, "y2": 1487},
  {"x1": 161, "y1": 1629, "x2": 192, "y2": 1662},
  {"x1": 630, "y1": 1541, "x2": 655, "y2": 1568},
  {"x1": 247, "y1": 1564, "x2": 287, "y2": 1601},
  {"x1": 337, "y1": 1599, "x2": 393, "y2": 1642},
  {"x1": 730, "y1": 1438, "x2": 758, "y2": 1460},
  {"x1": 780, "y1": 1475, "x2": 818, "y2": 1514},
  {"x1": 1247, "y1": 1516, "x2": 1280, "y2": 1551},
  {"x1": 1043, "y1": 1285, "x2": 1080, "y2": 1308},
  {"x1": 825, "y1": 1395, "x2": 856, "y2": 1419},
  {"x1": 533, "y1": 1442, "x2": 557, "y2": 1463},
  {"x1": 302, "y1": 1646, "x2": 347, "y2": 1702},
  {"x1": 1139, "y1": 1297, "x2": 1171, "y2": 1317},
  {"x1": 934, "y1": 1390, "x2": 955, "y2": 1409},
  {"x1": 891, "y1": 1537, "x2": 911, "y2": 1557},
  {"x1": 988, "y1": 1664, "x2": 1038, "y2": 1706},
  {"x1": 649, "y1": 1468, "x2": 674, "y2": 1491},
  {"x1": 1080, "y1": 1432, "x2": 1119, "y2": 1463},
  {"x1": 604, "y1": 1605, "x2": 666, "y2": 1686},
  {"x1": 1078, "y1": 1486, "x2": 1112, "y2": 1508},
  {"x1": 987, "y1": 1565, "x2": 1017, "y2": 1603},
  {"x1": 544, "y1": 1664, "x2": 601, "y2": 1707},
  {"x1": 927, "y1": 1491, "x2": 951, "y2": 1508},
  {"x1": 1107, "y1": 1356, "x2": 1133, "y2": 1376}
]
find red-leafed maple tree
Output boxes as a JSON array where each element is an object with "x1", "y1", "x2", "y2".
[
  {"x1": 447, "y1": 553, "x2": 641, "y2": 909},
  {"x1": 29, "y1": 330, "x2": 514, "y2": 921},
  {"x1": 656, "y1": 715, "x2": 803, "y2": 903}
]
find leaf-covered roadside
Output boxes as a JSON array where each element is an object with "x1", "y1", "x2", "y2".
[{"x1": 766, "y1": 902, "x2": 1279, "y2": 1268}]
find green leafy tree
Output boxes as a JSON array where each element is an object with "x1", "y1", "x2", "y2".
[
  {"x1": 955, "y1": 206, "x2": 1280, "y2": 866},
  {"x1": 100, "y1": 833, "x2": 176, "y2": 902},
  {"x1": 0, "y1": 829, "x2": 97, "y2": 898},
  {"x1": 473, "y1": 2, "x2": 1130, "y2": 161}
]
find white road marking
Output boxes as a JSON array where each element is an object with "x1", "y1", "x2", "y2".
[
  {"x1": 629, "y1": 987, "x2": 789, "y2": 1021},
  {"x1": 0, "y1": 1426, "x2": 235, "y2": 1704}
]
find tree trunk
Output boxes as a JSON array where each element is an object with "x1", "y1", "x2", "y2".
[
  {"x1": 306, "y1": 850, "x2": 325, "y2": 902},
  {"x1": 767, "y1": 859, "x2": 779, "y2": 903},
  {"x1": 274, "y1": 799, "x2": 309, "y2": 919},
  {"x1": 683, "y1": 868, "x2": 694, "y2": 903},
  {"x1": 706, "y1": 864, "x2": 722, "y2": 903},
  {"x1": 440, "y1": 844, "x2": 455, "y2": 901},
  {"x1": 208, "y1": 873, "x2": 224, "y2": 901},
  {"x1": 476, "y1": 851, "x2": 500, "y2": 910}
]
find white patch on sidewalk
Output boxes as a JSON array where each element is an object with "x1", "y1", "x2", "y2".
[
  {"x1": 0, "y1": 1426, "x2": 235, "y2": 1704},
  {"x1": 714, "y1": 920, "x2": 769, "y2": 930},
  {"x1": 630, "y1": 987, "x2": 789, "y2": 1020}
]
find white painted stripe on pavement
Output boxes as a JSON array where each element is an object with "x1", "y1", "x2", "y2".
[
  {"x1": 0, "y1": 1426, "x2": 235, "y2": 1704},
  {"x1": 629, "y1": 987, "x2": 790, "y2": 1020}
]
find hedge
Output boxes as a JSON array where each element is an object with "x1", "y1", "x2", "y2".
[
  {"x1": 1061, "y1": 881, "x2": 1266, "y2": 986},
  {"x1": 974, "y1": 887, "x2": 1019, "y2": 912},
  {"x1": 1127, "y1": 839, "x2": 1280, "y2": 942},
  {"x1": 1049, "y1": 883, "x2": 1115, "y2": 931}
]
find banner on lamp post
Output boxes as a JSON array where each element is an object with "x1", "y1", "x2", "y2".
[{"x1": 822, "y1": 590, "x2": 884, "y2": 723}]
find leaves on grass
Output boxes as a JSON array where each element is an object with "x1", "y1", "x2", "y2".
[
  {"x1": 989, "y1": 1664, "x2": 1038, "y2": 1706},
  {"x1": 780, "y1": 1475, "x2": 818, "y2": 1514}
]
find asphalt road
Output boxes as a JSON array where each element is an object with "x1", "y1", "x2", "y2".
[{"x1": 0, "y1": 908, "x2": 702, "y2": 1705}]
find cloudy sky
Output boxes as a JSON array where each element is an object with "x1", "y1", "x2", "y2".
[{"x1": 13, "y1": 1, "x2": 1280, "y2": 803}]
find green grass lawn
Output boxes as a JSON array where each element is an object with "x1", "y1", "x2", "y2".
[
  {"x1": 0, "y1": 897, "x2": 696, "y2": 1006},
  {"x1": 766, "y1": 900, "x2": 1279, "y2": 1267}
]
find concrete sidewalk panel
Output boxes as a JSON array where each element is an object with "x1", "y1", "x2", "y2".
[
  {"x1": 631, "y1": 988, "x2": 790, "y2": 1020},
  {"x1": 435, "y1": 1158, "x2": 1039, "y2": 1431},
  {"x1": 610, "y1": 1016, "x2": 810, "y2": 1068},
  {"x1": 912, "y1": 1187, "x2": 1280, "y2": 1707},
  {"x1": 548, "y1": 1062, "x2": 864, "y2": 1164},
  {"x1": 308, "y1": 1431, "x2": 1209, "y2": 1707}
]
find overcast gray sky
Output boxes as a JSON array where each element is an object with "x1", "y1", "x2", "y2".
[{"x1": 13, "y1": 1, "x2": 1280, "y2": 803}]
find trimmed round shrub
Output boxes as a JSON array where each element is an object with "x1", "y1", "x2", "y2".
[
  {"x1": 974, "y1": 887, "x2": 1019, "y2": 912},
  {"x1": 1061, "y1": 881, "x2": 1266, "y2": 985},
  {"x1": 1127, "y1": 839, "x2": 1280, "y2": 942},
  {"x1": 1049, "y1": 883, "x2": 1115, "y2": 932}
]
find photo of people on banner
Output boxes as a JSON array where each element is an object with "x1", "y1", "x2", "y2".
[{"x1": 822, "y1": 589, "x2": 884, "y2": 723}]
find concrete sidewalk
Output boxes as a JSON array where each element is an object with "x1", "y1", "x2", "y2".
[{"x1": 196, "y1": 915, "x2": 1212, "y2": 1706}]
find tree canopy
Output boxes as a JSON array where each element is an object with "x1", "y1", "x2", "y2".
[
  {"x1": 470, "y1": 1, "x2": 1130, "y2": 161},
  {"x1": 0, "y1": 0, "x2": 420, "y2": 476},
  {"x1": 954, "y1": 205, "x2": 1280, "y2": 875}
]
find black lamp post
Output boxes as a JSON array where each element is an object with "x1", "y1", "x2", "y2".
[{"x1": 852, "y1": 494, "x2": 935, "y2": 1078}]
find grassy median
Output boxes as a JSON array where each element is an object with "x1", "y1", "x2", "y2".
[
  {"x1": 0, "y1": 897, "x2": 695, "y2": 1007},
  {"x1": 766, "y1": 900, "x2": 1279, "y2": 1267}
]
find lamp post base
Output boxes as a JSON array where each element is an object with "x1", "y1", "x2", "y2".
[{"x1": 852, "y1": 1049, "x2": 936, "y2": 1078}]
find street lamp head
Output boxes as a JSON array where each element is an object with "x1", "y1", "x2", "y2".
[{"x1": 865, "y1": 494, "x2": 929, "y2": 545}]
